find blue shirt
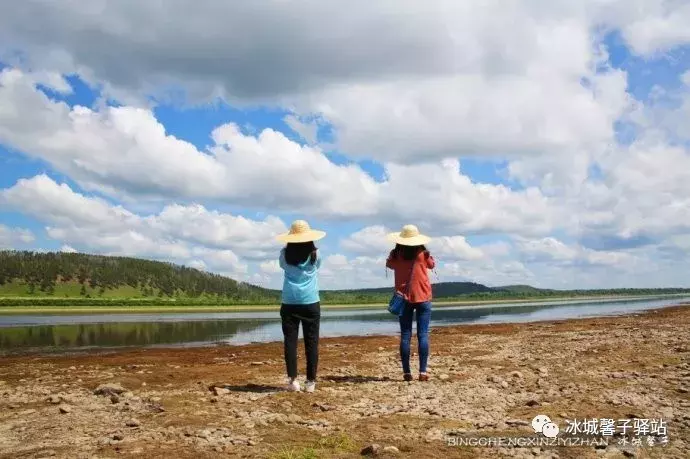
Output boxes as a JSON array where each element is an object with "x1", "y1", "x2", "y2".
[{"x1": 279, "y1": 248, "x2": 322, "y2": 305}]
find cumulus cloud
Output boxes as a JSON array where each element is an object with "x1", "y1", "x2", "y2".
[
  {"x1": 0, "y1": 224, "x2": 35, "y2": 248},
  {"x1": 319, "y1": 254, "x2": 389, "y2": 290},
  {"x1": 514, "y1": 236, "x2": 638, "y2": 269},
  {"x1": 3, "y1": 1, "x2": 682, "y2": 163},
  {"x1": 0, "y1": 69, "x2": 381, "y2": 218},
  {"x1": 0, "y1": 175, "x2": 283, "y2": 276},
  {"x1": 0, "y1": 68, "x2": 559, "y2": 237}
]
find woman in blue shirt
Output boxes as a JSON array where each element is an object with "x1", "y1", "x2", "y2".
[{"x1": 276, "y1": 220, "x2": 326, "y2": 393}]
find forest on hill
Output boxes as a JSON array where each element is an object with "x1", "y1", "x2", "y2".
[
  {"x1": 1, "y1": 251, "x2": 689, "y2": 306},
  {"x1": 0, "y1": 251, "x2": 278, "y2": 303}
]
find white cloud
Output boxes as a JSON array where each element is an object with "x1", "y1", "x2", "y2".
[
  {"x1": 573, "y1": 136, "x2": 690, "y2": 247},
  {"x1": 0, "y1": 69, "x2": 380, "y2": 218},
  {"x1": 0, "y1": 0, "x2": 672, "y2": 164},
  {"x1": 438, "y1": 259, "x2": 535, "y2": 288},
  {"x1": 59, "y1": 245, "x2": 77, "y2": 253},
  {"x1": 0, "y1": 68, "x2": 559, "y2": 237},
  {"x1": 319, "y1": 254, "x2": 389, "y2": 290},
  {"x1": 340, "y1": 226, "x2": 391, "y2": 255},
  {"x1": 0, "y1": 224, "x2": 35, "y2": 248},
  {"x1": 0, "y1": 175, "x2": 284, "y2": 273},
  {"x1": 377, "y1": 160, "x2": 558, "y2": 236},
  {"x1": 259, "y1": 260, "x2": 281, "y2": 275},
  {"x1": 427, "y1": 236, "x2": 485, "y2": 261},
  {"x1": 608, "y1": 1, "x2": 690, "y2": 55},
  {"x1": 514, "y1": 236, "x2": 638, "y2": 268}
]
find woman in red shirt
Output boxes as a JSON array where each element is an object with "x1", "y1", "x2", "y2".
[{"x1": 386, "y1": 224, "x2": 436, "y2": 382}]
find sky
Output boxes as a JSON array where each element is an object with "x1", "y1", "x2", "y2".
[{"x1": 0, "y1": 1, "x2": 689, "y2": 290}]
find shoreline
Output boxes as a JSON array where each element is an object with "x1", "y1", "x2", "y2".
[
  {"x1": 0, "y1": 293, "x2": 686, "y2": 315},
  {"x1": 1, "y1": 304, "x2": 688, "y2": 458}
]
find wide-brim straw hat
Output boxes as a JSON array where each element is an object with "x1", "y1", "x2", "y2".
[
  {"x1": 387, "y1": 224, "x2": 431, "y2": 246},
  {"x1": 276, "y1": 219, "x2": 326, "y2": 243}
]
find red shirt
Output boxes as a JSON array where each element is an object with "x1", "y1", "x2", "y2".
[{"x1": 386, "y1": 251, "x2": 435, "y2": 304}]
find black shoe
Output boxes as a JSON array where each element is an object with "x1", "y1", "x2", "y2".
[{"x1": 403, "y1": 373, "x2": 413, "y2": 382}]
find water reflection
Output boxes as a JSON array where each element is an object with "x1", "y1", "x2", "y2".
[
  {"x1": 0, "y1": 297, "x2": 686, "y2": 354},
  {"x1": 0, "y1": 320, "x2": 266, "y2": 352}
]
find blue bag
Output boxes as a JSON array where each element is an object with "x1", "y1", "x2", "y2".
[
  {"x1": 387, "y1": 258, "x2": 416, "y2": 317},
  {"x1": 387, "y1": 292, "x2": 406, "y2": 316}
]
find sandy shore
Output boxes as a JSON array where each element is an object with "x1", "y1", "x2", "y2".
[{"x1": 1, "y1": 305, "x2": 688, "y2": 459}]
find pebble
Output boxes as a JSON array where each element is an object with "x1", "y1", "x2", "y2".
[
  {"x1": 110, "y1": 394, "x2": 120, "y2": 404},
  {"x1": 48, "y1": 395, "x2": 61, "y2": 405},
  {"x1": 58, "y1": 404, "x2": 72, "y2": 414},
  {"x1": 501, "y1": 380, "x2": 509, "y2": 389},
  {"x1": 93, "y1": 383, "x2": 127, "y2": 396},
  {"x1": 113, "y1": 434, "x2": 124, "y2": 441},
  {"x1": 526, "y1": 399, "x2": 540, "y2": 407},
  {"x1": 126, "y1": 418, "x2": 141, "y2": 427},
  {"x1": 361, "y1": 443, "x2": 381, "y2": 455},
  {"x1": 510, "y1": 371, "x2": 524, "y2": 379},
  {"x1": 439, "y1": 374, "x2": 450, "y2": 381},
  {"x1": 250, "y1": 361, "x2": 264, "y2": 366},
  {"x1": 382, "y1": 445, "x2": 399, "y2": 454},
  {"x1": 506, "y1": 419, "x2": 529, "y2": 426},
  {"x1": 312, "y1": 402, "x2": 334, "y2": 412}
]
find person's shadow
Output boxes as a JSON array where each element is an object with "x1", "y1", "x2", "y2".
[{"x1": 209, "y1": 383, "x2": 283, "y2": 393}]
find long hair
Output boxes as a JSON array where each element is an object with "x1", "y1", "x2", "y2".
[
  {"x1": 285, "y1": 241, "x2": 318, "y2": 266},
  {"x1": 392, "y1": 243, "x2": 427, "y2": 261}
]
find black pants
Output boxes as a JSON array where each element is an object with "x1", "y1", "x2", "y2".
[{"x1": 280, "y1": 302, "x2": 320, "y2": 381}]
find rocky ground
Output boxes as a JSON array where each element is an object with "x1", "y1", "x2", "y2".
[{"x1": 1, "y1": 305, "x2": 688, "y2": 459}]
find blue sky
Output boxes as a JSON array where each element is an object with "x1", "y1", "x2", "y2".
[{"x1": 1, "y1": 2, "x2": 690, "y2": 289}]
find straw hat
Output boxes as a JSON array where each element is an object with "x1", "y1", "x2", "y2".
[
  {"x1": 276, "y1": 219, "x2": 326, "y2": 243},
  {"x1": 387, "y1": 224, "x2": 431, "y2": 246}
]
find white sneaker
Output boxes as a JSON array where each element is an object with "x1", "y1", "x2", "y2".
[
  {"x1": 287, "y1": 379, "x2": 301, "y2": 392},
  {"x1": 304, "y1": 380, "x2": 316, "y2": 393}
]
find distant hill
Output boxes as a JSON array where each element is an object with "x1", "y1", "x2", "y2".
[
  {"x1": 0, "y1": 250, "x2": 278, "y2": 303},
  {"x1": 493, "y1": 284, "x2": 549, "y2": 294}
]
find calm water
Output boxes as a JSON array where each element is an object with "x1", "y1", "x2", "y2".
[{"x1": 0, "y1": 296, "x2": 686, "y2": 354}]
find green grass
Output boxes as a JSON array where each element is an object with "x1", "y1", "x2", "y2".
[
  {"x1": 270, "y1": 447, "x2": 319, "y2": 459},
  {"x1": 268, "y1": 433, "x2": 358, "y2": 459},
  {"x1": 0, "y1": 280, "x2": 158, "y2": 298}
]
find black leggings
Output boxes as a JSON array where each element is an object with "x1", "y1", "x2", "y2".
[{"x1": 280, "y1": 302, "x2": 320, "y2": 381}]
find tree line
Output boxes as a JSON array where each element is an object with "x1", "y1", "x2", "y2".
[{"x1": 0, "y1": 251, "x2": 278, "y2": 302}]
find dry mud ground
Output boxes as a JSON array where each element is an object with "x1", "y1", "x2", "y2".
[{"x1": 1, "y1": 305, "x2": 688, "y2": 459}]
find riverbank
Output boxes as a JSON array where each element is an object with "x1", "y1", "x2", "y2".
[
  {"x1": 1, "y1": 304, "x2": 688, "y2": 459},
  {"x1": 0, "y1": 293, "x2": 686, "y2": 315}
]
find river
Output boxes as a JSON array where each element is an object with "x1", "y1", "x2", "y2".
[{"x1": 0, "y1": 296, "x2": 687, "y2": 354}]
